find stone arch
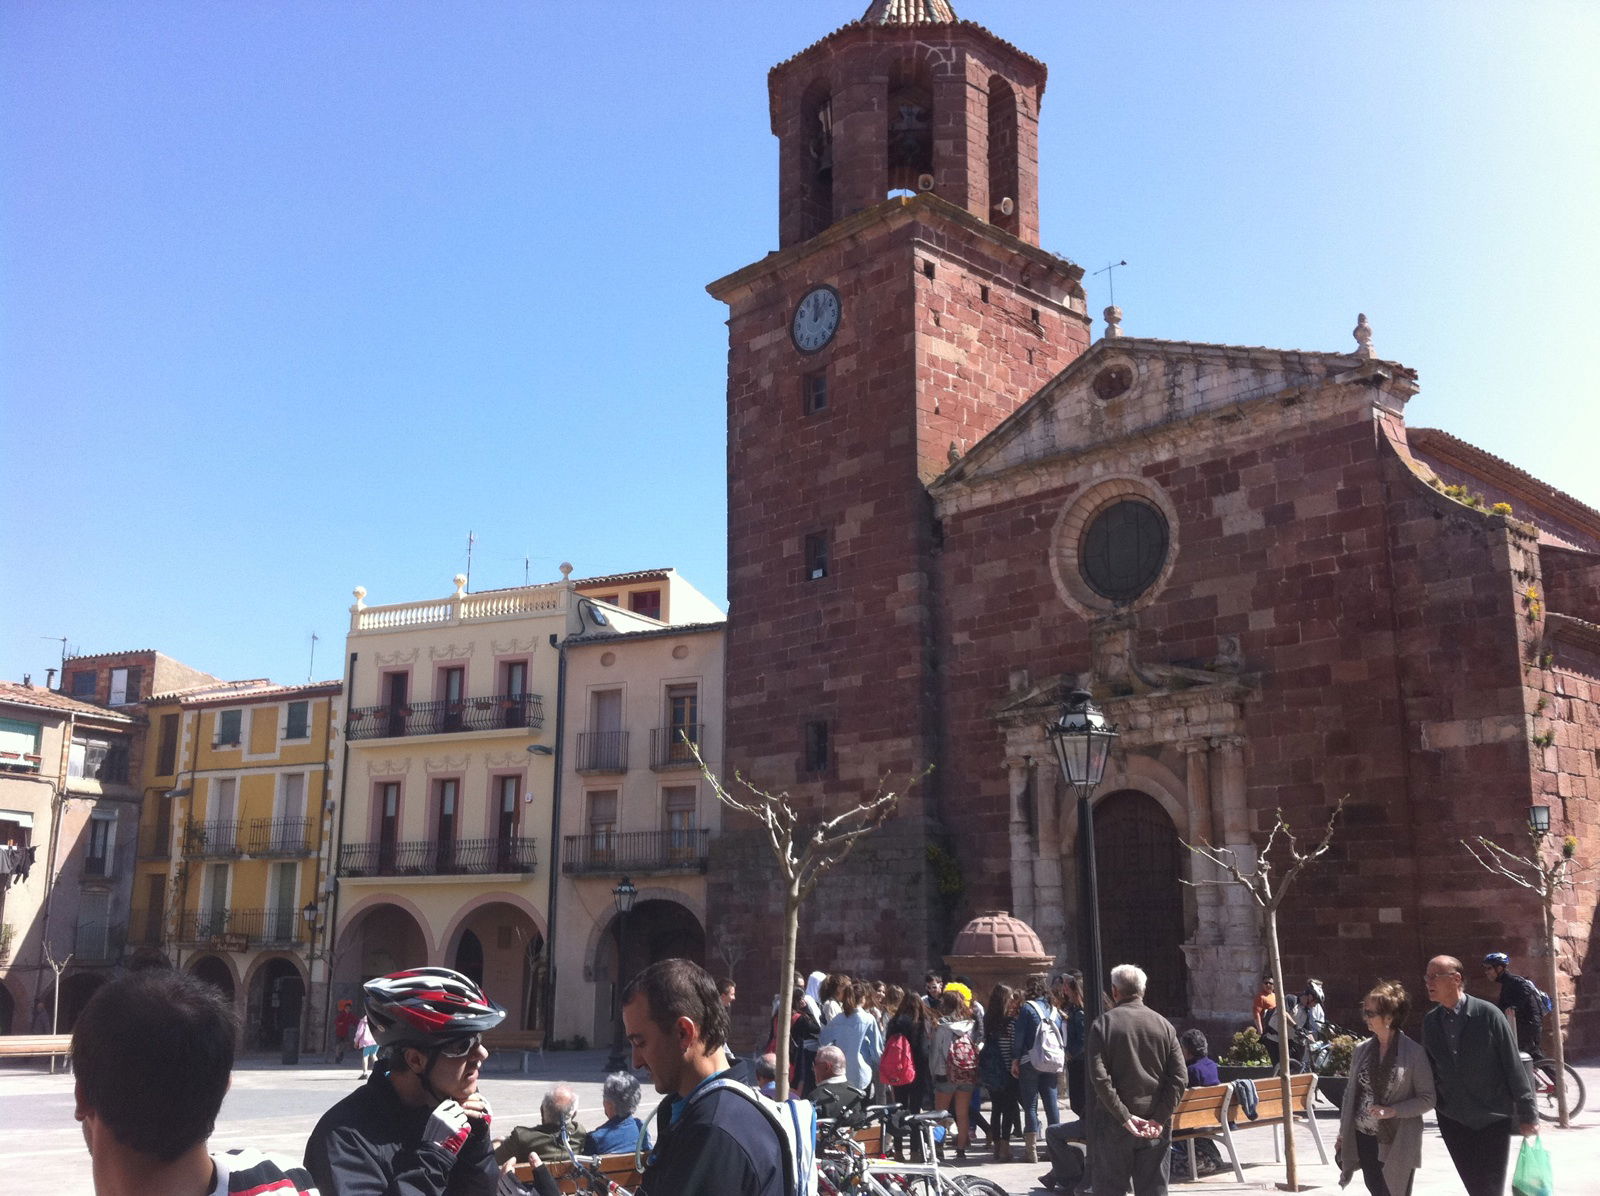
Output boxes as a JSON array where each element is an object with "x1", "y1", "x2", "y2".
[
  {"x1": 585, "y1": 892, "x2": 707, "y2": 1047},
  {"x1": 799, "y1": 76, "x2": 835, "y2": 240},
  {"x1": 580, "y1": 885, "x2": 707, "y2": 970},
  {"x1": 439, "y1": 894, "x2": 548, "y2": 1031},
  {"x1": 330, "y1": 899, "x2": 431, "y2": 1015},
  {"x1": 187, "y1": 952, "x2": 239, "y2": 1001},
  {"x1": 885, "y1": 57, "x2": 934, "y2": 195},
  {"x1": 244, "y1": 953, "x2": 308, "y2": 1050}
]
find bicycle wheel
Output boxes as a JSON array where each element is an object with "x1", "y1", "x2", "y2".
[
  {"x1": 950, "y1": 1176, "x2": 1010, "y2": 1196},
  {"x1": 1531, "y1": 1060, "x2": 1586, "y2": 1121}
]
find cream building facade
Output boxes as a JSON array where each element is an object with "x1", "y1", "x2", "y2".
[
  {"x1": 552, "y1": 619, "x2": 725, "y2": 1047},
  {"x1": 330, "y1": 567, "x2": 720, "y2": 1039}
]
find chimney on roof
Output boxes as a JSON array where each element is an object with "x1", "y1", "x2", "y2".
[
  {"x1": 22, "y1": 674, "x2": 31, "y2": 688},
  {"x1": 46, "y1": 668, "x2": 57, "y2": 690}
]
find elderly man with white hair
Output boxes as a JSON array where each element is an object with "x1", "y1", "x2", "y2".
[
  {"x1": 494, "y1": 1083, "x2": 590, "y2": 1167},
  {"x1": 1086, "y1": 964, "x2": 1186, "y2": 1196},
  {"x1": 810, "y1": 1044, "x2": 868, "y2": 1124}
]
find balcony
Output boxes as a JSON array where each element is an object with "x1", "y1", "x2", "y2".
[
  {"x1": 346, "y1": 693, "x2": 544, "y2": 742},
  {"x1": 175, "y1": 908, "x2": 305, "y2": 950},
  {"x1": 137, "y1": 823, "x2": 173, "y2": 859},
  {"x1": 562, "y1": 829, "x2": 710, "y2": 875},
  {"x1": 338, "y1": 836, "x2": 538, "y2": 879},
  {"x1": 650, "y1": 724, "x2": 704, "y2": 770},
  {"x1": 81, "y1": 853, "x2": 115, "y2": 881},
  {"x1": 0, "y1": 749, "x2": 42, "y2": 773},
  {"x1": 576, "y1": 730, "x2": 628, "y2": 773},
  {"x1": 73, "y1": 921, "x2": 126, "y2": 963},
  {"x1": 184, "y1": 819, "x2": 241, "y2": 858},
  {"x1": 247, "y1": 817, "x2": 313, "y2": 856}
]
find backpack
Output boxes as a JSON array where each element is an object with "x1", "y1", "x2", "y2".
[
  {"x1": 879, "y1": 1031, "x2": 916, "y2": 1087},
  {"x1": 667, "y1": 1077, "x2": 818, "y2": 1196},
  {"x1": 1523, "y1": 976, "x2": 1554, "y2": 1015},
  {"x1": 1027, "y1": 1000, "x2": 1066, "y2": 1073},
  {"x1": 945, "y1": 1026, "x2": 979, "y2": 1085}
]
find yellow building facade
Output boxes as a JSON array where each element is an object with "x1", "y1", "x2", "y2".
[{"x1": 130, "y1": 679, "x2": 341, "y2": 1050}]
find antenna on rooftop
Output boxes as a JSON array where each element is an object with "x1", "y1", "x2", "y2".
[
  {"x1": 465, "y1": 530, "x2": 477, "y2": 592},
  {"x1": 1093, "y1": 260, "x2": 1128, "y2": 306},
  {"x1": 42, "y1": 636, "x2": 69, "y2": 682},
  {"x1": 524, "y1": 556, "x2": 531, "y2": 586},
  {"x1": 308, "y1": 632, "x2": 319, "y2": 683}
]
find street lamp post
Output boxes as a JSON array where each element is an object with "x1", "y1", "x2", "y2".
[
  {"x1": 1047, "y1": 689, "x2": 1119, "y2": 1028},
  {"x1": 604, "y1": 876, "x2": 638, "y2": 1071}
]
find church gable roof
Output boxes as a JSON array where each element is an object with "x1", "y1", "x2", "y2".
[
  {"x1": 861, "y1": 0, "x2": 957, "y2": 23},
  {"x1": 933, "y1": 336, "x2": 1416, "y2": 495}
]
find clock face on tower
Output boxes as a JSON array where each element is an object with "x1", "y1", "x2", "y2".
[{"x1": 791, "y1": 285, "x2": 841, "y2": 353}]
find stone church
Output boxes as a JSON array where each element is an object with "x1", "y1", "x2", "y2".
[{"x1": 706, "y1": 0, "x2": 1599, "y2": 1044}]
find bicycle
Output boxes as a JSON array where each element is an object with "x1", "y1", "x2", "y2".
[
  {"x1": 817, "y1": 1108, "x2": 1007, "y2": 1196},
  {"x1": 1523, "y1": 1053, "x2": 1586, "y2": 1122}
]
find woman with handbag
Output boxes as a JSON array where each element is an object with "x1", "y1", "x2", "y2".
[{"x1": 1337, "y1": 980, "x2": 1436, "y2": 1196}]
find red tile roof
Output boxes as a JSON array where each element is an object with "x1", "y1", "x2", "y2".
[{"x1": 0, "y1": 682, "x2": 136, "y2": 722}]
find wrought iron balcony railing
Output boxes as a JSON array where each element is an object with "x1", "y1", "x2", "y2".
[
  {"x1": 576, "y1": 730, "x2": 628, "y2": 773},
  {"x1": 338, "y1": 836, "x2": 538, "y2": 879},
  {"x1": 346, "y1": 693, "x2": 545, "y2": 741},
  {"x1": 246, "y1": 817, "x2": 313, "y2": 856},
  {"x1": 562, "y1": 829, "x2": 710, "y2": 875},
  {"x1": 650, "y1": 724, "x2": 704, "y2": 770},
  {"x1": 73, "y1": 920, "x2": 125, "y2": 963},
  {"x1": 174, "y1": 908, "x2": 305, "y2": 949},
  {"x1": 184, "y1": 819, "x2": 241, "y2": 858}
]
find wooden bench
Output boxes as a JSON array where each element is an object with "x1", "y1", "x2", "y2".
[
  {"x1": 515, "y1": 1152, "x2": 642, "y2": 1193},
  {"x1": 0, "y1": 1034, "x2": 73, "y2": 1068},
  {"x1": 483, "y1": 1028, "x2": 545, "y2": 1073},
  {"x1": 852, "y1": 1121, "x2": 885, "y2": 1157},
  {"x1": 1171, "y1": 1074, "x2": 1327, "y2": 1183}
]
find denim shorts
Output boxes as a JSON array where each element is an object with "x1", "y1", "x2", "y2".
[{"x1": 934, "y1": 1077, "x2": 975, "y2": 1094}]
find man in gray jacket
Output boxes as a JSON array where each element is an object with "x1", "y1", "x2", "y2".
[
  {"x1": 1087, "y1": 964, "x2": 1187, "y2": 1196},
  {"x1": 1422, "y1": 954, "x2": 1537, "y2": 1196}
]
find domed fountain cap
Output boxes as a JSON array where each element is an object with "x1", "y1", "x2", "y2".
[{"x1": 951, "y1": 910, "x2": 1047, "y2": 957}]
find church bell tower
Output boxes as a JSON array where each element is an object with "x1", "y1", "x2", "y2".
[{"x1": 708, "y1": 0, "x2": 1092, "y2": 979}]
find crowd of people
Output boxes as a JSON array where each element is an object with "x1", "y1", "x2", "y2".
[{"x1": 61, "y1": 947, "x2": 1556, "y2": 1196}]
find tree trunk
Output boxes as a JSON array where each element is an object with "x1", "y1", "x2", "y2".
[
  {"x1": 1265, "y1": 907, "x2": 1299, "y2": 1190},
  {"x1": 1544, "y1": 888, "x2": 1569, "y2": 1127},
  {"x1": 775, "y1": 883, "x2": 802, "y2": 1100}
]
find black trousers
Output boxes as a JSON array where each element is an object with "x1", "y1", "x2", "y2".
[
  {"x1": 1354, "y1": 1131, "x2": 1390, "y2": 1196},
  {"x1": 1437, "y1": 1114, "x2": 1512, "y2": 1196}
]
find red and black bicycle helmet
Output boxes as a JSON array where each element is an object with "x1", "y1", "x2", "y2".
[{"x1": 363, "y1": 966, "x2": 505, "y2": 1048}]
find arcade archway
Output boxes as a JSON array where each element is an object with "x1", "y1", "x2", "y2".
[
  {"x1": 446, "y1": 902, "x2": 545, "y2": 1031},
  {"x1": 188, "y1": 954, "x2": 237, "y2": 1003},
  {"x1": 331, "y1": 900, "x2": 430, "y2": 1011},
  {"x1": 247, "y1": 956, "x2": 306, "y2": 1050}
]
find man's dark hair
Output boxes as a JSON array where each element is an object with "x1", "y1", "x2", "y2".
[
  {"x1": 717, "y1": 977, "x2": 736, "y2": 996},
  {"x1": 621, "y1": 958, "x2": 727, "y2": 1052},
  {"x1": 72, "y1": 968, "x2": 236, "y2": 1162}
]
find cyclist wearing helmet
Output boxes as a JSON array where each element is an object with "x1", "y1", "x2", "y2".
[
  {"x1": 1482, "y1": 952, "x2": 1545, "y2": 1058},
  {"x1": 306, "y1": 967, "x2": 504, "y2": 1195}
]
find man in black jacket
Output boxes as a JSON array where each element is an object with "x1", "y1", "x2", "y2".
[
  {"x1": 305, "y1": 967, "x2": 503, "y2": 1196},
  {"x1": 624, "y1": 957, "x2": 788, "y2": 1196},
  {"x1": 1482, "y1": 951, "x2": 1546, "y2": 1058},
  {"x1": 1423, "y1": 954, "x2": 1537, "y2": 1196},
  {"x1": 1087, "y1": 963, "x2": 1187, "y2": 1196}
]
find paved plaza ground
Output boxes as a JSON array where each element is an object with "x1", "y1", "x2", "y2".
[{"x1": 3, "y1": 1048, "x2": 1597, "y2": 1194}]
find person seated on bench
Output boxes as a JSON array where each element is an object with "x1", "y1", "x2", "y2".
[
  {"x1": 755, "y1": 1052, "x2": 780, "y2": 1099},
  {"x1": 1171, "y1": 1030, "x2": 1225, "y2": 1178},
  {"x1": 810, "y1": 1045, "x2": 868, "y2": 1124},
  {"x1": 73, "y1": 969, "x2": 317, "y2": 1195},
  {"x1": 1039, "y1": 1116, "x2": 1089, "y2": 1192},
  {"x1": 586, "y1": 1072, "x2": 652, "y2": 1156},
  {"x1": 495, "y1": 1085, "x2": 589, "y2": 1167}
]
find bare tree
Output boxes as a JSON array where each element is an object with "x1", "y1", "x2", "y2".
[
  {"x1": 695, "y1": 742, "x2": 924, "y2": 1099},
  {"x1": 1461, "y1": 830, "x2": 1592, "y2": 1128},
  {"x1": 1182, "y1": 798, "x2": 1345, "y2": 1192}
]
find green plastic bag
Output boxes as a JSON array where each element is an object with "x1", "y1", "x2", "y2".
[{"x1": 1512, "y1": 1136, "x2": 1554, "y2": 1196}]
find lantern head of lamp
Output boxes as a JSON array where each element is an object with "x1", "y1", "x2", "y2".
[
  {"x1": 613, "y1": 875, "x2": 638, "y2": 915},
  {"x1": 302, "y1": 901, "x2": 319, "y2": 927},
  {"x1": 1048, "y1": 689, "x2": 1118, "y2": 800},
  {"x1": 1529, "y1": 805, "x2": 1552, "y2": 838}
]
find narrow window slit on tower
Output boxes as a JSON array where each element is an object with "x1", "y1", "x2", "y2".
[
  {"x1": 803, "y1": 530, "x2": 830, "y2": 580},
  {"x1": 802, "y1": 720, "x2": 830, "y2": 773},
  {"x1": 980, "y1": 284, "x2": 991, "y2": 304},
  {"x1": 803, "y1": 370, "x2": 828, "y2": 414},
  {"x1": 923, "y1": 261, "x2": 935, "y2": 280}
]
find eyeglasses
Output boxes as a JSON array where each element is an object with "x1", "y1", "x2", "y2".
[{"x1": 437, "y1": 1034, "x2": 484, "y2": 1058}]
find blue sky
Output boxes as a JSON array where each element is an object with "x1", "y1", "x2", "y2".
[{"x1": 4, "y1": 1, "x2": 1597, "y2": 688}]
